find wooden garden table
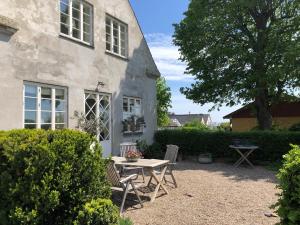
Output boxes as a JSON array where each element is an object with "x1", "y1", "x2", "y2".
[
  {"x1": 112, "y1": 157, "x2": 169, "y2": 202},
  {"x1": 229, "y1": 145, "x2": 259, "y2": 168}
]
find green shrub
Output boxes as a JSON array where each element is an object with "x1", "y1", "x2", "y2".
[
  {"x1": 183, "y1": 119, "x2": 209, "y2": 130},
  {"x1": 154, "y1": 129, "x2": 300, "y2": 161},
  {"x1": 74, "y1": 199, "x2": 119, "y2": 225},
  {"x1": 0, "y1": 129, "x2": 112, "y2": 225},
  {"x1": 289, "y1": 123, "x2": 300, "y2": 132},
  {"x1": 143, "y1": 142, "x2": 164, "y2": 159},
  {"x1": 119, "y1": 217, "x2": 134, "y2": 225},
  {"x1": 276, "y1": 145, "x2": 300, "y2": 225}
]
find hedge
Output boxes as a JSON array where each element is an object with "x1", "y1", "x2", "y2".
[
  {"x1": 0, "y1": 129, "x2": 117, "y2": 225},
  {"x1": 154, "y1": 129, "x2": 300, "y2": 161},
  {"x1": 276, "y1": 145, "x2": 300, "y2": 224}
]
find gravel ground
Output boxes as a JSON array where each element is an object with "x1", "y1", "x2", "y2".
[{"x1": 116, "y1": 161, "x2": 280, "y2": 225}]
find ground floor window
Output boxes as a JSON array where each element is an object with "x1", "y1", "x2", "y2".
[
  {"x1": 23, "y1": 83, "x2": 67, "y2": 130},
  {"x1": 122, "y1": 96, "x2": 144, "y2": 133}
]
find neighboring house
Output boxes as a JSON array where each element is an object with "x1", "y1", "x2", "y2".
[
  {"x1": 0, "y1": 0, "x2": 160, "y2": 157},
  {"x1": 167, "y1": 113, "x2": 212, "y2": 128},
  {"x1": 224, "y1": 102, "x2": 300, "y2": 132}
]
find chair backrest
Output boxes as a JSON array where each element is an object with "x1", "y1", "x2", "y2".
[
  {"x1": 164, "y1": 145, "x2": 179, "y2": 163},
  {"x1": 106, "y1": 161, "x2": 121, "y2": 187},
  {"x1": 120, "y1": 142, "x2": 137, "y2": 157}
]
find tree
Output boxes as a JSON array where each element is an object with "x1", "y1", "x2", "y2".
[
  {"x1": 184, "y1": 119, "x2": 210, "y2": 130},
  {"x1": 174, "y1": 0, "x2": 300, "y2": 130},
  {"x1": 156, "y1": 77, "x2": 172, "y2": 127}
]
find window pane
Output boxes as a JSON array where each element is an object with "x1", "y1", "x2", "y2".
[
  {"x1": 56, "y1": 124, "x2": 65, "y2": 130},
  {"x1": 25, "y1": 98, "x2": 37, "y2": 110},
  {"x1": 55, "y1": 89, "x2": 65, "y2": 100},
  {"x1": 83, "y1": 14, "x2": 90, "y2": 24},
  {"x1": 61, "y1": 0, "x2": 69, "y2": 5},
  {"x1": 83, "y1": 23, "x2": 90, "y2": 33},
  {"x1": 61, "y1": 23, "x2": 69, "y2": 35},
  {"x1": 41, "y1": 112, "x2": 52, "y2": 124},
  {"x1": 72, "y1": 18, "x2": 80, "y2": 29},
  {"x1": 85, "y1": 97, "x2": 96, "y2": 120},
  {"x1": 25, "y1": 124, "x2": 37, "y2": 129},
  {"x1": 41, "y1": 99, "x2": 52, "y2": 111},
  {"x1": 41, "y1": 124, "x2": 52, "y2": 130},
  {"x1": 41, "y1": 87, "x2": 52, "y2": 99},
  {"x1": 60, "y1": 13, "x2": 69, "y2": 25},
  {"x1": 56, "y1": 100, "x2": 65, "y2": 111},
  {"x1": 56, "y1": 112, "x2": 65, "y2": 123},
  {"x1": 129, "y1": 99, "x2": 135, "y2": 112},
  {"x1": 83, "y1": 33, "x2": 90, "y2": 43},
  {"x1": 72, "y1": 0, "x2": 80, "y2": 10},
  {"x1": 72, "y1": 29, "x2": 80, "y2": 39},
  {"x1": 25, "y1": 111, "x2": 37, "y2": 123},
  {"x1": 72, "y1": 8, "x2": 80, "y2": 20},
  {"x1": 60, "y1": 2, "x2": 69, "y2": 15},
  {"x1": 25, "y1": 85, "x2": 37, "y2": 97},
  {"x1": 123, "y1": 98, "x2": 128, "y2": 112},
  {"x1": 83, "y1": 4, "x2": 91, "y2": 15}
]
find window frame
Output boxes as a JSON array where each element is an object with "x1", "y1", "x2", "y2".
[
  {"x1": 122, "y1": 96, "x2": 142, "y2": 119},
  {"x1": 23, "y1": 82, "x2": 68, "y2": 130},
  {"x1": 60, "y1": 0, "x2": 94, "y2": 46},
  {"x1": 105, "y1": 15, "x2": 128, "y2": 58}
]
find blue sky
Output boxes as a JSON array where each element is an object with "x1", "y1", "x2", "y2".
[{"x1": 130, "y1": 0, "x2": 241, "y2": 123}]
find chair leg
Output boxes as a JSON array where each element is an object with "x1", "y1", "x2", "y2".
[
  {"x1": 141, "y1": 168, "x2": 145, "y2": 183},
  {"x1": 170, "y1": 170, "x2": 178, "y2": 188},
  {"x1": 120, "y1": 183, "x2": 130, "y2": 214},
  {"x1": 131, "y1": 180, "x2": 143, "y2": 208}
]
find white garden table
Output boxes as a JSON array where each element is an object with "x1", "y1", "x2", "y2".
[
  {"x1": 229, "y1": 145, "x2": 259, "y2": 168},
  {"x1": 112, "y1": 157, "x2": 169, "y2": 202}
]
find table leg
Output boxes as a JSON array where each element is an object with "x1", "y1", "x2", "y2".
[
  {"x1": 234, "y1": 149, "x2": 255, "y2": 168},
  {"x1": 150, "y1": 166, "x2": 169, "y2": 202}
]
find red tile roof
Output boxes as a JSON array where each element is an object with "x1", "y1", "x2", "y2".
[{"x1": 224, "y1": 102, "x2": 300, "y2": 119}]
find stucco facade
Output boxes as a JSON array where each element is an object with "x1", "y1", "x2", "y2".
[
  {"x1": 0, "y1": 0, "x2": 160, "y2": 156},
  {"x1": 231, "y1": 117, "x2": 300, "y2": 132}
]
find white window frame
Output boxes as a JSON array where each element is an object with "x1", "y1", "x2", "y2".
[
  {"x1": 106, "y1": 15, "x2": 128, "y2": 58},
  {"x1": 23, "y1": 82, "x2": 68, "y2": 130},
  {"x1": 123, "y1": 96, "x2": 142, "y2": 120},
  {"x1": 60, "y1": 0, "x2": 93, "y2": 45}
]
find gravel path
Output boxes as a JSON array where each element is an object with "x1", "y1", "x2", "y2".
[{"x1": 120, "y1": 161, "x2": 280, "y2": 225}]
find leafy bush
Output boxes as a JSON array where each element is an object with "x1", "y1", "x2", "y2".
[
  {"x1": 276, "y1": 145, "x2": 300, "y2": 225},
  {"x1": 74, "y1": 199, "x2": 119, "y2": 225},
  {"x1": 183, "y1": 119, "x2": 209, "y2": 130},
  {"x1": 289, "y1": 122, "x2": 300, "y2": 131},
  {"x1": 0, "y1": 129, "x2": 112, "y2": 225},
  {"x1": 143, "y1": 142, "x2": 164, "y2": 159},
  {"x1": 119, "y1": 217, "x2": 134, "y2": 225},
  {"x1": 154, "y1": 129, "x2": 300, "y2": 161}
]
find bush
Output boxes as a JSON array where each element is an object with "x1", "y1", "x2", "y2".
[
  {"x1": 183, "y1": 119, "x2": 209, "y2": 130},
  {"x1": 289, "y1": 122, "x2": 300, "y2": 131},
  {"x1": 74, "y1": 199, "x2": 119, "y2": 225},
  {"x1": 143, "y1": 142, "x2": 164, "y2": 159},
  {"x1": 276, "y1": 145, "x2": 300, "y2": 225},
  {"x1": 154, "y1": 129, "x2": 300, "y2": 161},
  {"x1": 0, "y1": 129, "x2": 112, "y2": 225}
]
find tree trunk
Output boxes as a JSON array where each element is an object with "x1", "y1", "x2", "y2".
[{"x1": 255, "y1": 90, "x2": 272, "y2": 130}]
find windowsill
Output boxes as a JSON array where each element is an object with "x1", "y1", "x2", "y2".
[
  {"x1": 123, "y1": 131, "x2": 144, "y2": 136},
  {"x1": 105, "y1": 50, "x2": 129, "y2": 61},
  {"x1": 59, "y1": 33, "x2": 94, "y2": 49}
]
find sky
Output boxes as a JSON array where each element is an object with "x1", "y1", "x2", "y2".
[{"x1": 130, "y1": 0, "x2": 241, "y2": 123}]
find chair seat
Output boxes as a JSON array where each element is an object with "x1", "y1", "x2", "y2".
[{"x1": 112, "y1": 182, "x2": 144, "y2": 192}]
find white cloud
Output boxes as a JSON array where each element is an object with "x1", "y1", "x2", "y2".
[{"x1": 145, "y1": 33, "x2": 192, "y2": 81}]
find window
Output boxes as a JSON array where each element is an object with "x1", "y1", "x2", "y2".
[
  {"x1": 106, "y1": 16, "x2": 128, "y2": 57},
  {"x1": 60, "y1": 0, "x2": 93, "y2": 45},
  {"x1": 24, "y1": 83, "x2": 67, "y2": 130},
  {"x1": 123, "y1": 97, "x2": 142, "y2": 119}
]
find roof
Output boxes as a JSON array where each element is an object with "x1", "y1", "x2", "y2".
[
  {"x1": 224, "y1": 102, "x2": 300, "y2": 119},
  {"x1": 169, "y1": 114, "x2": 211, "y2": 126}
]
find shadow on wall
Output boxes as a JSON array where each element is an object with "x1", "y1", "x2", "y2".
[{"x1": 111, "y1": 37, "x2": 159, "y2": 155}]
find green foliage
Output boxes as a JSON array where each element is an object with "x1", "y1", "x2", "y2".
[
  {"x1": 143, "y1": 143, "x2": 165, "y2": 160},
  {"x1": 276, "y1": 145, "x2": 300, "y2": 225},
  {"x1": 0, "y1": 129, "x2": 112, "y2": 225},
  {"x1": 289, "y1": 122, "x2": 300, "y2": 132},
  {"x1": 119, "y1": 217, "x2": 134, "y2": 225},
  {"x1": 154, "y1": 129, "x2": 300, "y2": 161},
  {"x1": 183, "y1": 119, "x2": 209, "y2": 130},
  {"x1": 74, "y1": 199, "x2": 119, "y2": 225},
  {"x1": 217, "y1": 122, "x2": 231, "y2": 131},
  {"x1": 174, "y1": 0, "x2": 300, "y2": 129},
  {"x1": 156, "y1": 77, "x2": 172, "y2": 127}
]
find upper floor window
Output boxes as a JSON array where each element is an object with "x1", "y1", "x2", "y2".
[
  {"x1": 106, "y1": 16, "x2": 128, "y2": 57},
  {"x1": 60, "y1": 0, "x2": 93, "y2": 45},
  {"x1": 24, "y1": 83, "x2": 67, "y2": 130}
]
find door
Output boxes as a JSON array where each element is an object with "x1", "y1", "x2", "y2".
[{"x1": 85, "y1": 92, "x2": 112, "y2": 157}]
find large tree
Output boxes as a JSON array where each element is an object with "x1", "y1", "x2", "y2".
[
  {"x1": 174, "y1": 0, "x2": 300, "y2": 130},
  {"x1": 156, "y1": 77, "x2": 172, "y2": 127}
]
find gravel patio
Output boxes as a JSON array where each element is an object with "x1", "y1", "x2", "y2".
[{"x1": 116, "y1": 161, "x2": 280, "y2": 225}]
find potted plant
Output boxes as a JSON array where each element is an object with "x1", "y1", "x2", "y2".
[{"x1": 125, "y1": 150, "x2": 142, "y2": 162}]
